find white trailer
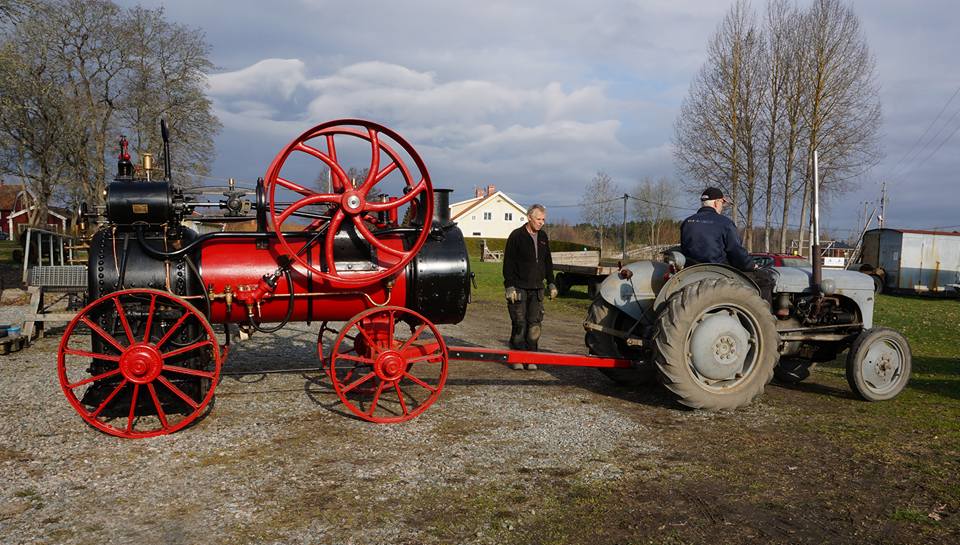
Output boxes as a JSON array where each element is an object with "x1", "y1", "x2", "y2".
[{"x1": 859, "y1": 228, "x2": 960, "y2": 294}]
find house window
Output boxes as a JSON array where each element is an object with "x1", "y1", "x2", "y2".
[
  {"x1": 471, "y1": 215, "x2": 476, "y2": 220},
  {"x1": 483, "y1": 212, "x2": 492, "y2": 220},
  {"x1": 472, "y1": 232, "x2": 481, "y2": 236},
  {"x1": 504, "y1": 212, "x2": 513, "y2": 221}
]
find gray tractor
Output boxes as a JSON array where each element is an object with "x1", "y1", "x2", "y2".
[{"x1": 584, "y1": 251, "x2": 911, "y2": 409}]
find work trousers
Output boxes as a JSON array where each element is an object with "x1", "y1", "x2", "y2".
[{"x1": 507, "y1": 288, "x2": 544, "y2": 351}]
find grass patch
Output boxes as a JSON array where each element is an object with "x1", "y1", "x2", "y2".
[
  {"x1": 464, "y1": 238, "x2": 596, "y2": 259},
  {"x1": 891, "y1": 508, "x2": 937, "y2": 525},
  {"x1": 470, "y1": 259, "x2": 593, "y2": 315},
  {"x1": 0, "y1": 240, "x2": 18, "y2": 264}
]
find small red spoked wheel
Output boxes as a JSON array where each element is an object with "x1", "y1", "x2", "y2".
[
  {"x1": 57, "y1": 289, "x2": 222, "y2": 438},
  {"x1": 264, "y1": 119, "x2": 434, "y2": 289},
  {"x1": 330, "y1": 306, "x2": 448, "y2": 423}
]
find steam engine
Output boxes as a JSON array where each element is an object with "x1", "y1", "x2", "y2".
[{"x1": 65, "y1": 120, "x2": 471, "y2": 436}]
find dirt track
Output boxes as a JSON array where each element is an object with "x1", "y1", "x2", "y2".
[{"x1": 0, "y1": 295, "x2": 956, "y2": 544}]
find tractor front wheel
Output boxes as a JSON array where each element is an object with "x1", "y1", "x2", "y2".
[
  {"x1": 654, "y1": 278, "x2": 779, "y2": 410},
  {"x1": 845, "y1": 327, "x2": 911, "y2": 401}
]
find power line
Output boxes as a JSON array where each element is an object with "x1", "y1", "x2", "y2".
[
  {"x1": 891, "y1": 87, "x2": 960, "y2": 177},
  {"x1": 889, "y1": 84, "x2": 960, "y2": 179},
  {"x1": 897, "y1": 115, "x2": 960, "y2": 178}
]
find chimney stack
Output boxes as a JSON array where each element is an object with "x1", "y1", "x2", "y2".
[
  {"x1": 486, "y1": 184, "x2": 496, "y2": 196},
  {"x1": 474, "y1": 187, "x2": 484, "y2": 198}
]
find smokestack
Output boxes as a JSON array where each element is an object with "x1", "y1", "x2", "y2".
[{"x1": 433, "y1": 188, "x2": 453, "y2": 226}]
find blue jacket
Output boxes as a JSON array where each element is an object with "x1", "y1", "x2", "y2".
[{"x1": 680, "y1": 206, "x2": 753, "y2": 271}]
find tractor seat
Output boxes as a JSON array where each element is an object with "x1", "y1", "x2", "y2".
[{"x1": 662, "y1": 248, "x2": 687, "y2": 271}]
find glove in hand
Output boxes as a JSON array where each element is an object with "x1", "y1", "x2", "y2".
[
  {"x1": 505, "y1": 286, "x2": 519, "y2": 304},
  {"x1": 548, "y1": 283, "x2": 558, "y2": 299}
]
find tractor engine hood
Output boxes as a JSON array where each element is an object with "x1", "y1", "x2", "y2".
[
  {"x1": 775, "y1": 267, "x2": 876, "y2": 328},
  {"x1": 773, "y1": 267, "x2": 874, "y2": 295}
]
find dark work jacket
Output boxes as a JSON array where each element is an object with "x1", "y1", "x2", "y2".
[
  {"x1": 503, "y1": 224, "x2": 555, "y2": 289},
  {"x1": 680, "y1": 206, "x2": 753, "y2": 271}
]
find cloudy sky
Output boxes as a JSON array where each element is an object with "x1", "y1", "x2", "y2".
[{"x1": 122, "y1": 0, "x2": 959, "y2": 239}]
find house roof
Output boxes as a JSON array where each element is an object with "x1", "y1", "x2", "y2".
[
  {"x1": 0, "y1": 183, "x2": 24, "y2": 211},
  {"x1": 450, "y1": 190, "x2": 527, "y2": 220}
]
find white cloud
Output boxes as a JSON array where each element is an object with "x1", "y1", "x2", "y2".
[{"x1": 207, "y1": 58, "x2": 306, "y2": 100}]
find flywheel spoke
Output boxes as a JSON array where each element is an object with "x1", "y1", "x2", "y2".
[{"x1": 66, "y1": 367, "x2": 121, "y2": 390}]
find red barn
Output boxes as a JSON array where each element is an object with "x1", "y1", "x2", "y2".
[{"x1": 0, "y1": 180, "x2": 69, "y2": 240}]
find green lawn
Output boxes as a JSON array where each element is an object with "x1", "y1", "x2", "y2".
[
  {"x1": 470, "y1": 258, "x2": 593, "y2": 315},
  {"x1": 0, "y1": 240, "x2": 17, "y2": 264}
]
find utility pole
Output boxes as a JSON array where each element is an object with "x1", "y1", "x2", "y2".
[
  {"x1": 879, "y1": 181, "x2": 887, "y2": 229},
  {"x1": 621, "y1": 194, "x2": 628, "y2": 259}
]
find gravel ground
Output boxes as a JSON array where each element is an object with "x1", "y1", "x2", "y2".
[{"x1": 0, "y1": 296, "x2": 673, "y2": 545}]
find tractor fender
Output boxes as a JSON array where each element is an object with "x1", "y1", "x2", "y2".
[
  {"x1": 652, "y1": 263, "x2": 759, "y2": 315},
  {"x1": 597, "y1": 260, "x2": 672, "y2": 324}
]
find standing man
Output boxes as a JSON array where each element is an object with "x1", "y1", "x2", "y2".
[{"x1": 503, "y1": 204, "x2": 558, "y2": 370}]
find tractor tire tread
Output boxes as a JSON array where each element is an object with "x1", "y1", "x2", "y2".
[{"x1": 653, "y1": 278, "x2": 778, "y2": 410}]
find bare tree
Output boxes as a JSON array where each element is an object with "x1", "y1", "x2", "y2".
[
  {"x1": 776, "y1": 3, "x2": 809, "y2": 253},
  {"x1": 0, "y1": 1, "x2": 34, "y2": 25},
  {"x1": 796, "y1": 0, "x2": 882, "y2": 250},
  {"x1": 674, "y1": 0, "x2": 762, "y2": 235},
  {"x1": 0, "y1": 6, "x2": 80, "y2": 225},
  {"x1": 119, "y1": 5, "x2": 220, "y2": 187},
  {"x1": 632, "y1": 177, "x2": 676, "y2": 246},
  {"x1": 676, "y1": 0, "x2": 881, "y2": 253},
  {"x1": 759, "y1": 0, "x2": 792, "y2": 251},
  {"x1": 0, "y1": 0, "x2": 220, "y2": 224},
  {"x1": 581, "y1": 171, "x2": 620, "y2": 256}
]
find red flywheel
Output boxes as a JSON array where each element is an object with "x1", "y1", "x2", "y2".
[{"x1": 264, "y1": 119, "x2": 434, "y2": 288}]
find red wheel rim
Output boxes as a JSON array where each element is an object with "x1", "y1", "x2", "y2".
[
  {"x1": 330, "y1": 306, "x2": 447, "y2": 423},
  {"x1": 57, "y1": 289, "x2": 222, "y2": 438},
  {"x1": 264, "y1": 119, "x2": 434, "y2": 289}
]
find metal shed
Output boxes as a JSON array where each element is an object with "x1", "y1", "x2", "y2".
[{"x1": 861, "y1": 228, "x2": 960, "y2": 293}]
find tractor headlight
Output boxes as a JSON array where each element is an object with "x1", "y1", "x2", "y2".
[{"x1": 820, "y1": 278, "x2": 836, "y2": 295}]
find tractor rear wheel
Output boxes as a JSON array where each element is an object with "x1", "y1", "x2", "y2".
[
  {"x1": 585, "y1": 299, "x2": 655, "y2": 386},
  {"x1": 654, "y1": 278, "x2": 779, "y2": 410},
  {"x1": 845, "y1": 327, "x2": 911, "y2": 401}
]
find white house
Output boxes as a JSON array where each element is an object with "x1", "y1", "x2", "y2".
[{"x1": 450, "y1": 185, "x2": 528, "y2": 239}]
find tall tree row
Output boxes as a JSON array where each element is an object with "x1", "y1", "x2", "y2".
[
  {"x1": 674, "y1": 0, "x2": 881, "y2": 252},
  {"x1": 0, "y1": 0, "x2": 220, "y2": 225}
]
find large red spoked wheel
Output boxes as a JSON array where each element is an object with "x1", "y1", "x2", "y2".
[
  {"x1": 329, "y1": 306, "x2": 448, "y2": 423},
  {"x1": 264, "y1": 119, "x2": 434, "y2": 288},
  {"x1": 57, "y1": 289, "x2": 222, "y2": 438}
]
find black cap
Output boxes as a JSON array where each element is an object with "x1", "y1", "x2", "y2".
[{"x1": 700, "y1": 187, "x2": 725, "y2": 201}]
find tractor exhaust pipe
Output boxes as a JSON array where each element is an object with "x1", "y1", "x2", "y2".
[
  {"x1": 811, "y1": 150, "x2": 822, "y2": 292},
  {"x1": 160, "y1": 119, "x2": 172, "y2": 182}
]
